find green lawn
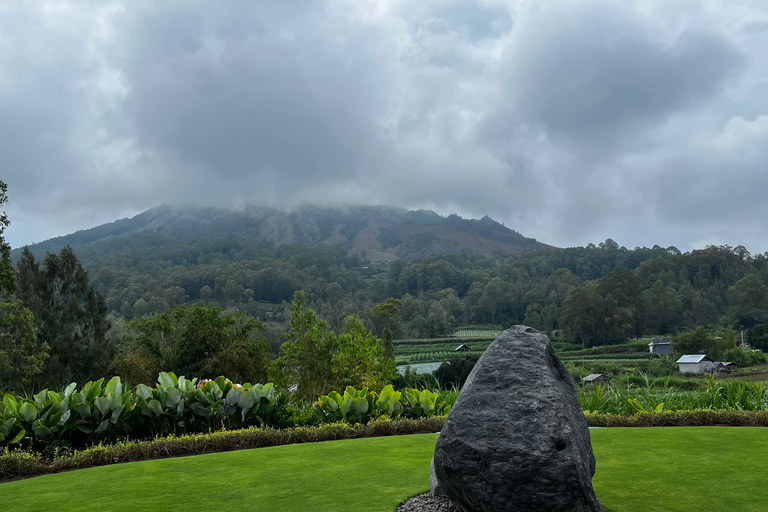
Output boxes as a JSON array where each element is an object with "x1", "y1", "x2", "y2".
[{"x1": 1, "y1": 428, "x2": 767, "y2": 512}]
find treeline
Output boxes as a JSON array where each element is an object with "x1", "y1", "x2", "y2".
[{"x1": 15, "y1": 231, "x2": 768, "y2": 347}]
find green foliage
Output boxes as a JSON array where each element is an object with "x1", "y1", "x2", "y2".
[
  {"x1": 578, "y1": 377, "x2": 768, "y2": 415},
  {"x1": 274, "y1": 292, "x2": 394, "y2": 400},
  {"x1": 312, "y1": 384, "x2": 451, "y2": 424},
  {"x1": 0, "y1": 372, "x2": 276, "y2": 449},
  {"x1": 121, "y1": 303, "x2": 271, "y2": 385},
  {"x1": 16, "y1": 247, "x2": 112, "y2": 387},
  {"x1": 373, "y1": 297, "x2": 401, "y2": 360},
  {"x1": 672, "y1": 326, "x2": 737, "y2": 360},
  {"x1": 0, "y1": 300, "x2": 48, "y2": 391}
]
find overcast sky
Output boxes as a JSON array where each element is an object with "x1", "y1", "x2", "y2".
[{"x1": 2, "y1": 0, "x2": 768, "y2": 253}]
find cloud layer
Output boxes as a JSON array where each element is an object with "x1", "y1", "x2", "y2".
[{"x1": 2, "y1": 0, "x2": 768, "y2": 253}]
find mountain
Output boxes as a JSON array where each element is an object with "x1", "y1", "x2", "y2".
[{"x1": 17, "y1": 204, "x2": 553, "y2": 262}]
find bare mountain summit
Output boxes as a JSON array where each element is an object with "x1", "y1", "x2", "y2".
[{"x1": 19, "y1": 204, "x2": 553, "y2": 262}]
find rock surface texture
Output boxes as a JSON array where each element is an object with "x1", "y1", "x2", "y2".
[{"x1": 432, "y1": 325, "x2": 602, "y2": 512}]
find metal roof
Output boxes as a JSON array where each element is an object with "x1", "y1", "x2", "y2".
[
  {"x1": 582, "y1": 373, "x2": 609, "y2": 381},
  {"x1": 648, "y1": 340, "x2": 672, "y2": 346},
  {"x1": 676, "y1": 355, "x2": 712, "y2": 363}
]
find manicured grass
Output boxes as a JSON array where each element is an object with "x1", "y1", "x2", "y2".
[
  {"x1": 592, "y1": 427, "x2": 768, "y2": 512},
  {"x1": 2, "y1": 428, "x2": 767, "y2": 512}
]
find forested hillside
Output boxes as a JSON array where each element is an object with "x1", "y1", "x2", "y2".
[{"x1": 15, "y1": 221, "x2": 768, "y2": 349}]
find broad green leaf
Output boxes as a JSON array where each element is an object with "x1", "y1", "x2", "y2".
[
  {"x1": 75, "y1": 423, "x2": 94, "y2": 434},
  {"x1": 189, "y1": 402, "x2": 212, "y2": 419},
  {"x1": 136, "y1": 384, "x2": 152, "y2": 401},
  {"x1": 33, "y1": 423, "x2": 52, "y2": 439},
  {"x1": 3, "y1": 395, "x2": 18, "y2": 414},
  {"x1": 87, "y1": 378, "x2": 105, "y2": 401},
  {"x1": 107, "y1": 392, "x2": 122, "y2": 410},
  {"x1": 58, "y1": 409, "x2": 71, "y2": 426},
  {"x1": 73, "y1": 403, "x2": 92, "y2": 420},
  {"x1": 238, "y1": 392, "x2": 255, "y2": 413},
  {"x1": 0, "y1": 418, "x2": 15, "y2": 435},
  {"x1": 9, "y1": 428, "x2": 25, "y2": 445},
  {"x1": 19, "y1": 402, "x2": 37, "y2": 423},
  {"x1": 225, "y1": 388, "x2": 241, "y2": 406},
  {"x1": 166, "y1": 387, "x2": 181, "y2": 409},
  {"x1": 110, "y1": 406, "x2": 124, "y2": 424},
  {"x1": 34, "y1": 390, "x2": 48, "y2": 409},
  {"x1": 95, "y1": 419, "x2": 110, "y2": 434},
  {"x1": 148, "y1": 399, "x2": 164, "y2": 417},
  {"x1": 158, "y1": 372, "x2": 175, "y2": 389},
  {"x1": 105, "y1": 376, "x2": 122, "y2": 395},
  {"x1": 94, "y1": 397, "x2": 110, "y2": 416},
  {"x1": 63, "y1": 382, "x2": 77, "y2": 399}
]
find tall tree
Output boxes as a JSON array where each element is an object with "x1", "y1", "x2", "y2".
[
  {"x1": 16, "y1": 246, "x2": 112, "y2": 385},
  {"x1": 332, "y1": 315, "x2": 394, "y2": 391},
  {"x1": 372, "y1": 297, "x2": 402, "y2": 360},
  {"x1": 273, "y1": 291, "x2": 335, "y2": 400},
  {"x1": 0, "y1": 181, "x2": 48, "y2": 391}
]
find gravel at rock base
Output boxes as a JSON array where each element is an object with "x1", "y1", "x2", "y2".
[{"x1": 397, "y1": 493, "x2": 459, "y2": 512}]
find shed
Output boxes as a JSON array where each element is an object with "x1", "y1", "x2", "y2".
[
  {"x1": 455, "y1": 344, "x2": 471, "y2": 352},
  {"x1": 581, "y1": 374, "x2": 611, "y2": 386},
  {"x1": 718, "y1": 361, "x2": 740, "y2": 373},
  {"x1": 676, "y1": 355, "x2": 715, "y2": 374},
  {"x1": 648, "y1": 337, "x2": 673, "y2": 356}
]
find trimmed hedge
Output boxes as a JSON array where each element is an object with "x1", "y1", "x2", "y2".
[
  {"x1": 0, "y1": 416, "x2": 445, "y2": 482},
  {"x1": 586, "y1": 410, "x2": 768, "y2": 427}
]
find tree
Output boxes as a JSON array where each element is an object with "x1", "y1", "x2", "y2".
[
  {"x1": 372, "y1": 297, "x2": 401, "y2": 360},
  {"x1": 726, "y1": 274, "x2": 768, "y2": 328},
  {"x1": 16, "y1": 246, "x2": 112, "y2": 385},
  {"x1": 123, "y1": 303, "x2": 271, "y2": 384},
  {"x1": 672, "y1": 326, "x2": 736, "y2": 360},
  {"x1": 332, "y1": 315, "x2": 394, "y2": 391},
  {"x1": 0, "y1": 180, "x2": 15, "y2": 298},
  {"x1": 0, "y1": 300, "x2": 48, "y2": 390},
  {"x1": 272, "y1": 291, "x2": 335, "y2": 400},
  {"x1": 0, "y1": 181, "x2": 49, "y2": 391}
]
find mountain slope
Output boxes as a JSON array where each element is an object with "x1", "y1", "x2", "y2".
[{"x1": 17, "y1": 204, "x2": 553, "y2": 262}]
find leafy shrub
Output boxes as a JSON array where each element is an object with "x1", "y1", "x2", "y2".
[
  {"x1": 0, "y1": 372, "x2": 275, "y2": 450},
  {"x1": 312, "y1": 385, "x2": 451, "y2": 424}
]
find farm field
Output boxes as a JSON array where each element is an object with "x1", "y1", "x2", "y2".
[{"x1": 1, "y1": 428, "x2": 766, "y2": 512}]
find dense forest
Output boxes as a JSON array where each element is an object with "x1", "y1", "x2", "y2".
[{"x1": 18, "y1": 234, "x2": 768, "y2": 346}]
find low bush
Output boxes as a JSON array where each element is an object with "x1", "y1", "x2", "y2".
[
  {"x1": 0, "y1": 416, "x2": 446, "y2": 482},
  {"x1": 585, "y1": 410, "x2": 768, "y2": 427}
]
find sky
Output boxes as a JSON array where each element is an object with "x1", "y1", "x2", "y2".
[{"x1": 2, "y1": 0, "x2": 768, "y2": 253}]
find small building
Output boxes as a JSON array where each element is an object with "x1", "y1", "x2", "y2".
[
  {"x1": 676, "y1": 355, "x2": 715, "y2": 374},
  {"x1": 718, "y1": 361, "x2": 740, "y2": 373},
  {"x1": 581, "y1": 374, "x2": 611, "y2": 387},
  {"x1": 455, "y1": 344, "x2": 471, "y2": 352},
  {"x1": 648, "y1": 337, "x2": 673, "y2": 356}
]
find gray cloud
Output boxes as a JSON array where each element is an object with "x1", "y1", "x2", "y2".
[{"x1": 2, "y1": 0, "x2": 768, "y2": 254}]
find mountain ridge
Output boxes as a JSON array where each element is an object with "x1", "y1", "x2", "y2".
[{"x1": 15, "y1": 204, "x2": 554, "y2": 262}]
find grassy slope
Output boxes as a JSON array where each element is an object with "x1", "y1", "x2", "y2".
[{"x1": 2, "y1": 428, "x2": 767, "y2": 512}]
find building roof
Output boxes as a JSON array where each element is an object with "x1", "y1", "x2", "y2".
[
  {"x1": 454, "y1": 344, "x2": 470, "y2": 351},
  {"x1": 648, "y1": 340, "x2": 673, "y2": 346},
  {"x1": 676, "y1": 355, "x2": 712, "y2": 364},
  {"x1": 581, "y1": 373, "x2": 610, "y2": 382}
]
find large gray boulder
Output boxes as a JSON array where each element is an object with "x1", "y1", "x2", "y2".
[{"x1": 432, "y1": 325, "x2": 602, "y2": 512}]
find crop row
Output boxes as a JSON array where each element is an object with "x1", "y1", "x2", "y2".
[
  {"x1": 0, "y1": 373, "x2": 275, "y2": 449},
  {"x1": 579, "y1": 377, "x2": 768, "y2": 414}
]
